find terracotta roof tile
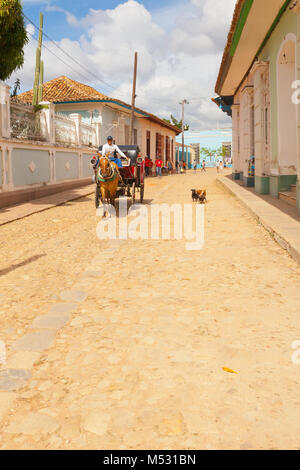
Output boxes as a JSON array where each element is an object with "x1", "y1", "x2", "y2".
[{"x1": 18, "y1": 76, "x2": 109, "y2": 104}]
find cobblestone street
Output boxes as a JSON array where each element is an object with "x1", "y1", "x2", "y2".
[{"x1": 0, "y1": 169, "x2": 300, "y2": 450}]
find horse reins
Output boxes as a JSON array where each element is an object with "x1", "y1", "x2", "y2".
[{"x1": 98, "y1": 155, "x2": 114, "y2": 181}]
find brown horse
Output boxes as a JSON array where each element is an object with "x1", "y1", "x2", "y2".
[{"x1": 97, "y1": 155, "x2": 120, "y2": 218}]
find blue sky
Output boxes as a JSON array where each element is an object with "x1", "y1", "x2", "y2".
[
  {"x1": 176, "y1": 129, "x2": 232, "y2": 151},
  {"x1": 22, "y1": 0, "x2": 175, "y2": 40},
  {"x1": 16, "y1": 0, "x2": 236, "y2": 130}
]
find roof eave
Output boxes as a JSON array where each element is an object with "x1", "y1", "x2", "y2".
[
  {"x1": 215, "y1": 0, "x2": 291, "y2": 96},
  {"x1": 54, "y1": 99, "x2": 180, "y2": 134},
  {"x1": 215, "y1": 0, "x2": 246, "y2": 95}
]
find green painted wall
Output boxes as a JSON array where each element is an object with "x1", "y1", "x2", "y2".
[
  {"x1": 258, "y1": 8, "x2": 297, "y2": 165},
  {"x1": 270, "y1": 174, "x2": 297, "y2": 197},
  {"x1": 296, "y1": 183, "x2": 300, "y2": 214},
  {"x1": 255, "y1": 175, "x2": 270, "y2": 194}
]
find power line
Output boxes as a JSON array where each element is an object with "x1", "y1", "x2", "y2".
[
  {"x1": 23, "y1": 14, "x2": 199, "y2": 112},
  {"x1": 27, "y1": 30, "x2": 103, "y2": 88},
  {"x1": 23, "y1": 13, "x2": 117, "y2": 93},
  {"x1": 24, "y1": 15, "x2": 198, "y2": 119},
  {"x1": 24, "y1": 13, "x2": 193, "y2": 110},
  {"x1": 26, "y1": 28, "x2": 132, "y2": 102}
]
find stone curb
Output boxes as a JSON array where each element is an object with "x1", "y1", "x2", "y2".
[{"x1": 217, "y1": 176, "x2": 300, "y2": 265}]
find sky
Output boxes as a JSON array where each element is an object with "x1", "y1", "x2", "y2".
[
  {"x1": 176, "y1": 129, "x2": 232, "y2": 150},
  {"x1": 9, "y1": 0, "x2": 237, "y2": 130}
]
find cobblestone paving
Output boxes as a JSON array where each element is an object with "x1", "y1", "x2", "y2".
[{"x1": 0, "y1": 170, "x2": 300, "y2": 449}]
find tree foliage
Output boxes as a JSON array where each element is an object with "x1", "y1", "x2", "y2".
[
  {"x1": 163, "y1": 114, "x2": 189, "y2": 131},
  {"x1": 200, "y1": 147, "x2": 215, "y2": 158},
  {"x1": 0, "y1": 0, "x2": 28, "y2": 81},
  {"x1": 11, "y1": 77, "x2": 20, "y2": 96},
  {"x1": 200, "y1": 146, "x2": 227, "y2": 159}
]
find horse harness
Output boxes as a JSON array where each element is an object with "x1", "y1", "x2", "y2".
[{"x1": 97, "y1": 155, "x2": 119, "y2": 183}]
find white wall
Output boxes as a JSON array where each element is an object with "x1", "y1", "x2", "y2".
[{"x1": 277, "y1": 44, "x2": 297, "y2": 173}]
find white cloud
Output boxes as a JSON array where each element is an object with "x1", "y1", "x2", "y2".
[
  {"x1": 10, "y1": 0, "x2": 236, "y2": 129},
  {"x1": 45, "y1": 6, "x2": 79, "y2": 26}
]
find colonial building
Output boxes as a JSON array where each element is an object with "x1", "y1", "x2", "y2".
[
  {"x1": 214, "y1": 0, "x2": 300, "y2": 214},
  {"x1": 175, "y1": 142, "x2": 195, "y2": 168},
  {"x1": 18, "y1": 76, "x2": 180, "y2": 164}
]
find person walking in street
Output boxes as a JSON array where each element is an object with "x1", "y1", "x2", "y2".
[
  {"x1": 183, "y1": 161, "x2": 187, "y2": 173},
  {"x1": 167, "y1": 160, "x2": 173, "y2": 175},
  {"x1": 145, "y1": 157, "x2": 152, "y2": 177},
  {"x1": 175, "y1": 160, "x2": 179, "y2": 174},
  {"x1": 155, "y1": 157, "x2": 163, "y2": 177},
  {"x1": 216, "y1": 160, "x2": 220, "y2": 174},
  {"x1": 201, "y1": 160, "x2": 206, "y2": 172},
  {"x1": 219, "y1": 160, "x2": 223, "y2": 173},
  {"x1": 193, "y1": 160, "x2": 197, "y2": 172}
]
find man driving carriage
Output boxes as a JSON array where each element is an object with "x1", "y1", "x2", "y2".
[
  {"x1": 92, "y1": 138, "x2": 145, "y2": 212},
  {"x1": 100, "y1": 136, "x2": 130, "y2": 168}
]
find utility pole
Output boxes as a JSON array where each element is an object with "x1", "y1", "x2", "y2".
[
  {"x1": 32, "y1": 12, "x2": 44, "y2": 106},
  {"x1": 180, "y1": 99, "x2": 189, "y2": 162},
  {"x1": 130, "y1": 52, "x2": 138, "y2": 145}
]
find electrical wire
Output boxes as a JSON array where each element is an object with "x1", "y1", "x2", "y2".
[{"x1": 23, "y1": 13, "x2": 117, "y2": 93}]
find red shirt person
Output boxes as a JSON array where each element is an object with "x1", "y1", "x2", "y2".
[
  {"x1": 145, "y1": 157, "x2": 153, "y2": 176},
  {"x1": 155, "y1": 158, "x2": 163, "y2": 176}
]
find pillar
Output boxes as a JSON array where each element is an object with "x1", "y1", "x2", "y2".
[
  {"x1": 0, "y1": 83, "x2": 11, "y2": 139},
  {"x1": 291, "y1": 2, "x2": 300, "y2": 213},
  {"x1": 70, "y1": 113, "x2": 82, "y2": 147},
  {"x1": 252, "y1": 61, "x2": 270, "y2": 194}
]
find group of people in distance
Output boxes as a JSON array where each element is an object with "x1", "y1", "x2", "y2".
[
  {"x1": 144, "y1": 157, "x2": 175, "y2": 177},
  {"x1": 192, "y1": 159, "x2": 225, "y2": 173},
  {"x1": 144, "y1": 156, "x2": 225, "y2": 177}
]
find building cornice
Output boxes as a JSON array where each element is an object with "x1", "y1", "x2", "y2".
[
  {"x1": 290, "y1": 0, "x2": 300, "y2": 13},
  {"x1": 249, "y1": 60, "x2": 269, "y2": 76}
]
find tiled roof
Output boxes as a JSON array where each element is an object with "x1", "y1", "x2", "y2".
[
  {"x1": 17, "y1": 76, "x2": 181, "y2": 134},
  {"x1": 17, "y1": 76, "x2": 109, "y2": 104}
]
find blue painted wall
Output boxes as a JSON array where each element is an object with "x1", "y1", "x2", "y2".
[
  {"x1": 12, "y1": 149, "x2": 50, "y2": 187},
  {"x1": 56, "y1": 152, "x2": 79, "y2": 181}
]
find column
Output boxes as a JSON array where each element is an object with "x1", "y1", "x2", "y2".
[
  {"x1": 252, "y1": 61, "x2": 270, "y2": 194},
  {"x1": 39, "y1": 101, "x2": 55, "y2": 144},
  {"x1": 291, "y1": 2, "x2": 300, "y2": 213},
  {"x1": 231, "y1": 104, "x2": 240, "y2": 177},
  {"x1": 92, "y1": 122, "x2": 101, "y2": 148},
  {"x1": 70, "y1": 113, "x2": 82, "y2": 147},
  {"x1": 240, "y1": 86, "x2": 254, "y2": 186},
  {"x1": 0, "y1": 83, "x2": 11, "y2": 139},
  {"x1": 118, "y1": 115, "x2": 125, "y2": 145}
]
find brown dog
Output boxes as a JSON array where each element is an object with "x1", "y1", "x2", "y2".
[{"x1": 191, "y1": 189, "x2": 207, "y2": 204}]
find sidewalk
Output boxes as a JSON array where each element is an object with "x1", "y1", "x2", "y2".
[
  {"x1": 217, "y1": 175, "x2": 300, "y2": 264},
  {"x1": 0, "y1": 185, "x2": 95, "y2": 227}
]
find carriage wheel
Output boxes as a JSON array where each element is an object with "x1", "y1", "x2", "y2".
[
  {"x1": 140, "y1": 184, "x2": 144, "y2": 204},
  {"x1": 132, "y1": 182, "x2": 136, "y2": 204},
  {"x1": 95, "y1": 184, "x2": 101, "y2": 209}
]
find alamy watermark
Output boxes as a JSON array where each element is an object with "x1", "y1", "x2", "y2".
[
  {"x1": 291, "y1": 80, "x2": 300, "y2": 104},
  {"x1": 96, "y1": 199, "x2": 205, "y2": 251},
  {"x1": 291, "y1": 340, "x2": 300, "y2": 365}
]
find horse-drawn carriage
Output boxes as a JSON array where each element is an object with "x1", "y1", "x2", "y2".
[{"x1": 91, "y1": 145, "x2": 145, "y2": 210}]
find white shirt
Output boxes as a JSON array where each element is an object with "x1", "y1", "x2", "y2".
[{"x1": 101, "y1": 143, "x2": 127, "y2": 159}]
